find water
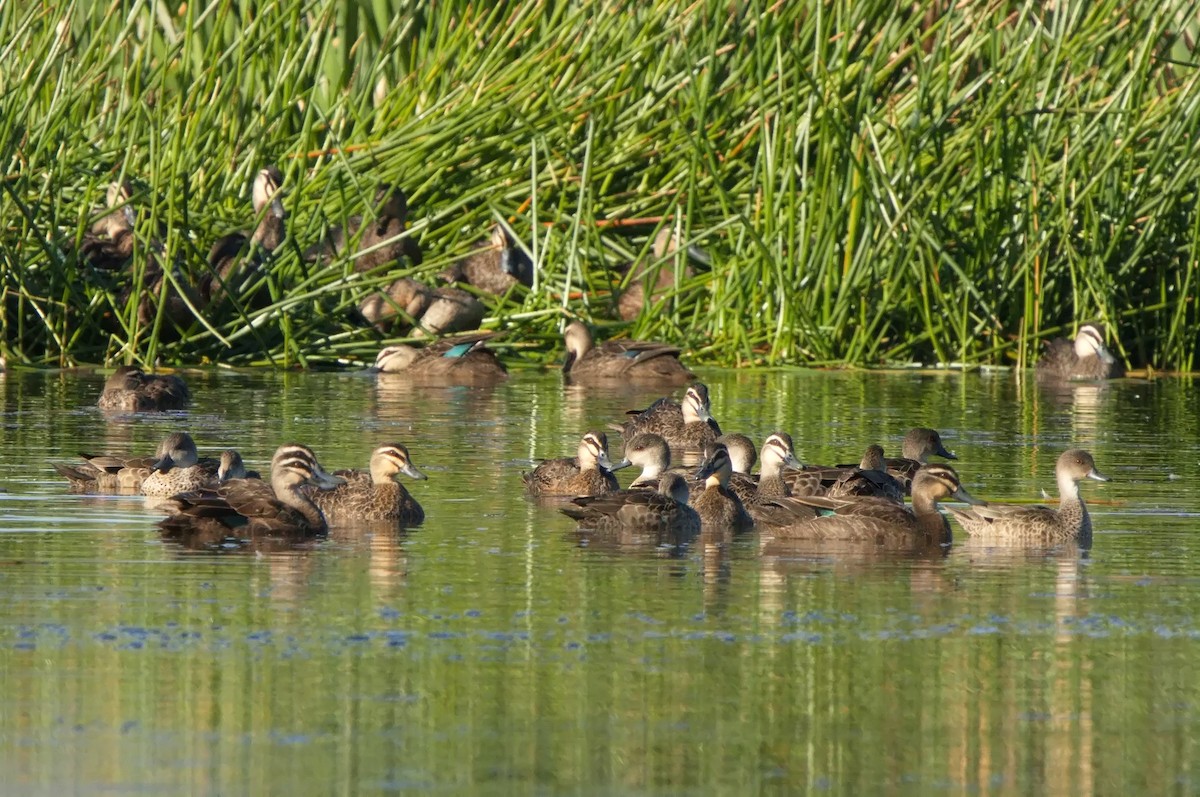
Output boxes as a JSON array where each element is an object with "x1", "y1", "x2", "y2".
[{"x1": 0, "y1": 367, "x2": 1197, "y2": 794}]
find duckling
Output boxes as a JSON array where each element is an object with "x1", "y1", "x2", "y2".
[
  {"x1": 79, "y1": 181, "x2": 136, "y2": 271},
  {"x1": 358, "y1": 278, "x2": 485, "y2": 337},
  {"x1": 946, "y1": 449, "x2": 1108, "y2": 544},
  {"x1": 615, "y1": 227, "x2": 710, "y2": 320},
  {"x1": 201, "y1": 165, "x2": 285, "y2": 307},
  {"x1": 158, "y1": 443, "x2": 345, "y2": 541},
  {"x1": 96, "y1": 365, "x2": 190, "y2": 412},
  {"x1": 141, "y1": 432, "x2": 217, "y2": 497},
  {"x1": 826, "y1": 445, "x2": 905, "y2": 502},
  {"x1": 562, "y1": 321, "x2": 694, "y2": 386},
  {"x1": 369, "y1": 335, "x2": 508, "y2": 385},
  {"x1": 305, "y1": 183, "x2": 423, "y2": 271},
  {"x1": 616, "y1": 383, "x2": 721, "y2": 454},
  {"x1": 759, "y1": 464, "x2": 982, "y2": 547},
  {"x1": 440, "y1": 223, "x2": 533, "y2": 295},
  {"x1": 304, "y1": 442, "x2": 427, "y2": 525},
  {"x1": 1037, "y1": 324, "x2": 1124, "y2": 381},
  {"x1": 523, "y1": 431, "x2": 624, "y2": 498},
  {"x1": 689, "y1": 444, "x2": 753, "y2": 531},
  {"x1": 560, "y1": 472, "x2": 699, "y2": 536}
]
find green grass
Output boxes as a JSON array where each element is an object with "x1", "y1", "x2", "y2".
[{"x1": 2, "y1": 0, "x2": 1199, "y2": 370}]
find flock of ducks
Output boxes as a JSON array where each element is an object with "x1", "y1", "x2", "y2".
[
  {"x1": 65, "y1": 176, "x2": 1124, "y2": 552},
  {"x1": 60, "y1": 317, "x2": 1117, "y2": 550}
]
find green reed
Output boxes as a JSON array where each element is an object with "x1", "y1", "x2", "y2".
[{"x1": 2, "y1": 0, "x2": 1199, "y2": 370}]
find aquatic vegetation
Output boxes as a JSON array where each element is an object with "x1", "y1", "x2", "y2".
[{"x1": 2, "y1": 1, "x2": 1199, "y2": 369}]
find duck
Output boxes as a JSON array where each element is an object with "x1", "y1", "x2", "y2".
[
  {"x1": 305, "y1": 183, "x2": 423, "y2": 271},
  {"x1": 734, "y1": 432, "x2": 805, "y2": 508},
  {"x1": 54, "y1": 448, "x2": 160, "y2": 493},
  {"x1": 217, "y1": 449, "x2": 260, "y2": 481},
  {"x1": 615, "y1": 383, "x2": 720, "y2": 454},
  {"x1": 201, "y1": 165, "x2": 285, "y2": 307},
  {"x1": 610, "y1": 432, "x2": 672, "y2": 487},
  {"x1": 304, "y1": 442, "x2": 427, "y2": 525},
  {"x1": 522, "y1": 431, "x2": 624, "y2": 497},
  {"x1": 615, "y1": 226, "x2": 710, "y2": 321},
  {"x1": 140, "y1": 432, "x2": 219, "y2": 497},
  {"x1": 369, "y1": 335, "x2": 508, "y2": 384},
  {"x1": 96, "y1": 365, "x2": 191, "y2": 412},
  {"x1": 689, "y1": 444, "x2": 753, "y2": 531},
  {"x1": 945, "y1": 449, "x2": 1108, "y2": 544},
  {"x1": 560, "y1": 472, "x2": 699, "y2": 536},
  {"x1": 440, "y1": 223, "x2": 533, "y2": 295},
  {"x1": 158, "y1": 443, "x2": 346, "y2": 541},
  {"x1": 79, "y1": 181, "x2": 136, "y2": 271},
  {"x1": 358, "y1": 278, "x2": 485, "y2": 337},
  {"x1": 877, "y1": 427, "x2": 957, "y2": 492},
  {"x1": 825, "y1": 445, "x2": 905, "y2": 502},
  {"x1": 758, "y1": 464, "x2": 982, "y2": 547},
  {"x1": 561, "y1": 321, "x2": 694, "y2": 386},
  {"x1": 1036, "y1": 324, "x2": 1124, "y2": 381}
]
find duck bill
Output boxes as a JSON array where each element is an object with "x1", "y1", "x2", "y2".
[
  {"x1": 783, "y1": 454, "x2": 805, "y2": 470},
  {"x1": 952, "y1": 486, "x2": 987, "y2": 506},
  {"x1": 685, "y1": 244, "x2": 711, "y2": 267},
  {"x1": 270, "y1": 197, "x2": 286, "y2": 220},
  {"x1": 596, "y1": 451, "x2": 618, "y2": 472},
  {"x1": 1086, "y1": 468, "x2": 1110, "y2": 483},
  {"x1": 310, "y1": 467, "x2": 347, "y2": 490},
  {"x1": 937, "y1": 444, "x2": 958, "y2": 460},
  {"x1": 561, "y1": 351, "x2": 577, "y2": 373},
  {"x1": 608, "y1": 458, "x2": 632, "y2": 473},
  {"x1": 400, "y1": 463, "x2": 428, "y2": 481},
  {"x1": 693, "y1": 461, "x2": 716, "y2": 481},
  {"x1": 152, "y1": 454, "x2": 176, "y2": 473}
]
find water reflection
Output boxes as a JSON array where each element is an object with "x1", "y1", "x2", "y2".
[{"x1": 0, "y1": 369, "x2": 1198, "y2": 793}]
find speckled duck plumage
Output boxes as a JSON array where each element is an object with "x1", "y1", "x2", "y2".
[{"x1": 305, "y1": 442, "x2": 427, "y2": 525}]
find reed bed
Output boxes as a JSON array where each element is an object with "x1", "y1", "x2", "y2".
[{"x1": 2, "y1": 0, "x2": 1199, "y2": 369}]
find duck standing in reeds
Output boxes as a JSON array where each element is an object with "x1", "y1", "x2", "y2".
[
  {"x1": 440, "y1": 223, "x2": 533, "y2": 295},
  {"x1": 358, "y1": 278, "x2": 485, "y2": 337},
  {"x1": 303, "y1": 442, "x2": 427, "y2": 525},
  {"x1": 305, "y1": 183, "x2": 422, "y2": 271},
  {"x1": 523, "y1": 431, "x2": 624, "y2": 498},
  {"x1": 1036, "y1": 324, "x2": 1124, "y2": 381},
  {"x1": 562, "y1": 321, "x2": 694, "y2": 386},
  {"x1": 97, "y1": 365, "x2": 190, "y2": 412},
  {"x1": 615, "y1": 226, "x2": 710, "y2": 321},
  {"x1": 158, "y1": 443, "x2": 345, "y2": 542},
  {"x1": 369, "y1": 335, "x2": 508, "y2": 385},
  {"x1": 946, "y1": 449, "x2": 1108, "y2": 545},
  {"x1": 79, "y1": 181, "x2": 136, "y2": 272},
  {"x1": 201, "y1": 165, "x2": 285, "y2": 308}
]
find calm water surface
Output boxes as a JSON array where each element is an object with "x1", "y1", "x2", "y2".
[{"x1": 0, "y1": 367, "x2": 1198, "y2": 795}]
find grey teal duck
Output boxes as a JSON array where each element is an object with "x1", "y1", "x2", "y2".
[{"x1": 946, "y1": 449, "x2": 1108, "y2": 545}]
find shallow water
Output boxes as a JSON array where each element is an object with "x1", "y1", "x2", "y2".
[{"x1": 0, "y1": 367, "x2": 1197, "y2": 795}]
